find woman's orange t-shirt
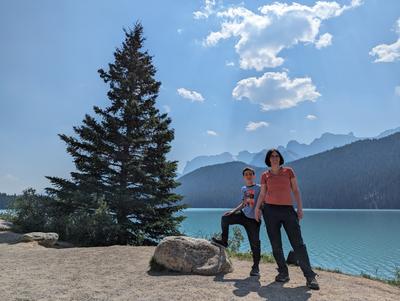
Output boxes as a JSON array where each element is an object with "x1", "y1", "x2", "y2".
[{"x1": 260, "y1": 167, "x2": 295, "y2": 205}]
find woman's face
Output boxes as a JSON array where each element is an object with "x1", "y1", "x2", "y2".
[{"x1": 270, "y1": 151, "x2": 280, "y2": 167}]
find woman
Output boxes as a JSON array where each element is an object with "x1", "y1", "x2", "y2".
[{"x1": 255, "y1": 149, "x2": 319, "y2": 290}]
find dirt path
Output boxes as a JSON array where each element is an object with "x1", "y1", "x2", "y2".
[{"x1": 0, "y1": 230, "x2": 398, "y2": 301}]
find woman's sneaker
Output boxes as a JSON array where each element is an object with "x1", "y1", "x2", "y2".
[
  {"x1": 250, "y1": 265, "x2": 260, "y2": 276},
  {"x1": 306, "y1": 276, "x2": 320, "y2": 290},
  {"x1": 275, "y1": 272, "x2": 290, "y2": 282},
  {"x1": 211, "y1": 237, "x2": 228, "y2": 248}
]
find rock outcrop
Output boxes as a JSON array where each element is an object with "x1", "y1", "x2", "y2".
[
  {"x1": 152, "y1": 236, "x2": 233, "y2": 275},
  {"x1": 21, "y1": 232, "x2": 59, "y2": 247}
]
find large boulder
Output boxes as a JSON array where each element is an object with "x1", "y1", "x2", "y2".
[
  {"x1": 21, "y1": 232, "x2": 59, "y2": 247},
  {"x1": 152, "y1": 236, "x2": 233, "y2": 275}
]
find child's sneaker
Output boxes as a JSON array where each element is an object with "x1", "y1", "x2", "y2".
[
  {"x1": 250, "y1": 265, "x2": 260, "y2": 276},
  {"x1": 211, "y1": 237, "x2": 228, "y2": 248},
  {"x1": 275, "y1": 272, "x2": 290, "y2": 282}
]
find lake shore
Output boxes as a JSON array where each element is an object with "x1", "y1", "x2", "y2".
[{"x1": 0, "y1": 227, "x2": 399, "y2": 301}]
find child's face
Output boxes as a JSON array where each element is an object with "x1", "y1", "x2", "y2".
[{"x1": 243, "y1": 171, "x2": 255, "y2": 183}]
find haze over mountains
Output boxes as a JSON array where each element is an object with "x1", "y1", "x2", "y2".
[
  {"x1": 1, "y1": 127, "x2": 399, "y2": 210},
  {"x1": 176, "y1": 132, "x2": 400, "y2": 209},
  {"x1": 182, "y1": 127, "x2": 400, "y2": 175}
]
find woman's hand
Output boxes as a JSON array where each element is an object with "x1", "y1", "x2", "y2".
[
  {"x1": 255, "y1": 207, "x2": 261, "y2": 222},
  {"x1": 297, "y1": 207, "x2": 304, "y2": 220}
]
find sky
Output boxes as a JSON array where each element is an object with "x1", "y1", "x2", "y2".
[{"x1": 0, "y1": 0, "x2": 399, "y2": 194}]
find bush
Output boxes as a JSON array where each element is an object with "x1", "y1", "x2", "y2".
[
  {"x1": 61, "y1": 201, "x2": 121, "y2": 246},
  {"x1": 9, "y1": 188, "x2": 54, "y2": 233},
  {"x1": 9, "y1": 188, "x2": 122, "y2": 246},
  {"x1": 228, "y1": 226, "x2": 244, "y2": 253}
]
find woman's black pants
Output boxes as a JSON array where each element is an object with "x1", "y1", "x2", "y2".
[{"x1": 262, "y1": 204, "x2": 316, "y2": 278}]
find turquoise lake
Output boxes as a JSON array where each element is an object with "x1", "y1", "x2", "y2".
[{"x1": 179, "y1": 208, "x2": 400, "y2": 279}]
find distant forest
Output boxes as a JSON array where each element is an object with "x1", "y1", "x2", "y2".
[
  {"x1": 0, "y1": 193, "x2": 17, "y2": 209},
  {"x1": 176, "y1": 133, "x2": 400, "y2": 209}
]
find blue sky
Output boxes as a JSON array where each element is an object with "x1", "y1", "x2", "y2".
[{"x1": 0, "y1": 0, "x2": 399, "y2": 194}]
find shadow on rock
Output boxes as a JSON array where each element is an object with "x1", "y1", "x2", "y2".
[{"x1": 0, "y1": 231, "x2": 23, "y2": 244}]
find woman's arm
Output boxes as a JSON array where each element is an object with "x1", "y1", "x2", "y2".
[
  {"x1": 255, "y1": 184, "x2": 266, "y2": 222},
  {"x1": 290, "y1": 176, "x2": 304, "y2": 219}
]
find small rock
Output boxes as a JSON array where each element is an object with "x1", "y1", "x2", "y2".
[
  {"x1": 0, "y1": 219, "x2": 13, "y2": 231},
  {"x1": 22, "y1": 232, "x2": 59, "y2": 247},
  {"x1": 152, "y1": 236, "x2": 233, "y2": 275}
]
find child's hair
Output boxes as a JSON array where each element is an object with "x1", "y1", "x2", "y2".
[{"x1": 242, "y1": 167, "x2": 255, "y2": 176}]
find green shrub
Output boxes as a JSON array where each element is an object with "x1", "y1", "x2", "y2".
[
  {"x1": 8, "y1": 188, "x2": 54, "y2": 233},
  {"x1": 9, "y1": 188, "x2": 122, "y2": 246},
  {"x1": 60, "y1": 201, "x2": 121, "y2": 246},
  {"x1": 228, "y1": 226, "x2": 244, "y2": 253}
]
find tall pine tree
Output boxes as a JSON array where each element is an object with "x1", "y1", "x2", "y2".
[{"x1": 46, "y1": 22, "x2": 185, "y2": 246}]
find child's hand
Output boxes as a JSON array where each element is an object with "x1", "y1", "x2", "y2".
[
  {"x1": 223, "y1": 210, "x2": 234, "y2": 216},
  {"x1": 255, "y1": 208, "x2": 261, "y2": 222}
]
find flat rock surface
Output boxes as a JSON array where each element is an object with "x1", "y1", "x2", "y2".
[
  {"x1": 0, "y1": 236, "x2": 398, "y2": 301},
  {"x1": 22, "y1": 231, "x2": 59, "y2": 247}
]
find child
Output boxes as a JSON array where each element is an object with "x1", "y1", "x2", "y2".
[{"x1": 211, "y1": 167, "x2": 261, "y2": 276}]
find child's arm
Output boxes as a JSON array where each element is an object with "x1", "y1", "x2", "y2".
[
  {"x1": 255, "y1": 184, "x2": 266, "y2": 222},
  {"x1": 224, "y1": 201, "x2": 245, "y2": 216}
]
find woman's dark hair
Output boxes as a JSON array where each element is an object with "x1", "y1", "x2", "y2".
[
  {"x1": 242, "y1": 167, "x2": 255, "y2": 176},
  {"x1": 264, "y1": 149, "x2": 284, "y2": 167}
]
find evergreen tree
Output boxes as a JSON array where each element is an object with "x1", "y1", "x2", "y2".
[{"x1": 46, "y1": 22, "x2": 185, "y2": 245}]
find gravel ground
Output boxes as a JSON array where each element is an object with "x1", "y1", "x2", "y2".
[{"x1": 0, "y1": 228, "x2": 398, "y2": 301}]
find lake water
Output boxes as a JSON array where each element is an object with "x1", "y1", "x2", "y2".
[
  {"x1": 179, "y1": 208, "x2": 400, "y2": 279},
  {"x1": 2, "y1": 208, "x2": 399, "y2": 279}
]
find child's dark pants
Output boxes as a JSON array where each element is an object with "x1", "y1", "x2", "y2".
[{"x1": 221, "y1": 210, "x2": 261, "y2": 267}]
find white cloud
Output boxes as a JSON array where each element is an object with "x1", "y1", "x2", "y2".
[
  {"x1": 306, "y1": 114, "x2": 317, "y2": 120},
  {"x1": 232, "y1": 72, "x2": 320, "y2": 111},
  {"x1": 193, "y1": 0, "x2": 217, "y2": 19},
  {"x1": 206, "y1": 130, "x2": 218, "y2": 136},
  {"x1": 315, "y1": 33, "x2": 333, "y2": 49},
  {"x1": 201, "y1": 1, "x2": 362, "y2": 70},
  {"x1": 246, "y1": 121, "x2": 269, "y2": 131},
  {"x1": 370, "y1": 18, "x2": 400, "y2": 63},
  {"x1": 395, "y1": 85, "x2": 400, "y2": 96},
  {"x1": 177, "y1": 28, "x2": 183, "y2": 34},
  {"x1": 177, "y1": 88, "x2": 205, "y2": 102},
  {"x1": 225, "y1": 61, "x2": 235, "y2": 67},
  {"x1": 163, "y1": 105, "x2": 171, "y2": 113}
]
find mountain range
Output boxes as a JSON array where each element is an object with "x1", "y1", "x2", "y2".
[
  {"x1": 181, "y1": 127, "x2": 400, "y2": 175},
  {"x1": 175, "y1": 132, "x2": 400, "y2": 209}
]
